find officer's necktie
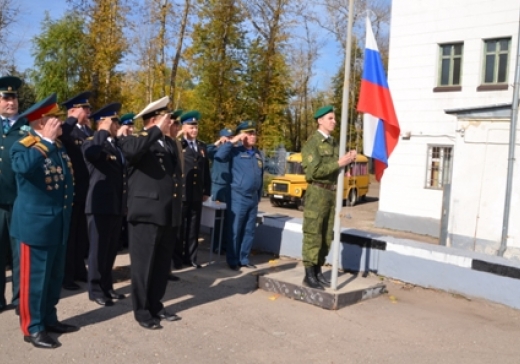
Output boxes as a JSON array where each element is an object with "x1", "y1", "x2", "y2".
[
  {"x1": 190, "y1": 141, "x2": 197, "y2": 152},
  {"x1": 2, "y1": 118, "x2": 10, "y2": 134}
]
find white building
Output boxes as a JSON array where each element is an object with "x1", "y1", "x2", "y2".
[{"x1": 377, "y1": 0, "x2": 520, "y2": 259}]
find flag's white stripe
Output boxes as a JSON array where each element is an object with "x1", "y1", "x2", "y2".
[
  {"x1": 363, "y1": 113, "x2": 378, "y2": 157},
  {"x1": 365, "y1": 17, "x2": 379, "y2": 52}
]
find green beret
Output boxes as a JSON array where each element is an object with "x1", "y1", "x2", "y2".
[
  {"x1": 314, "y1": 105, "x2": 334, "y2": 119},
  {"x1": 171, "y1": 109, "x2": 183, "y2": 120},
  {"x1": 180, "y1": 110, "x2": 201, "y2": 124},
  {"x1": 120, "y1": 113, "x2": 135, "y2": 125}
]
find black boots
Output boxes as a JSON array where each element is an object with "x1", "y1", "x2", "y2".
[
  {"x1": 314, "y1": 266, "x2": 331, "y2": 288},
  {"x1": 302, "y1": 266, "x2": 324, "y2": 290}
]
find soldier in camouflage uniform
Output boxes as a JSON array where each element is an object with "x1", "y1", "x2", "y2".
[{"x1": 301, "y1": 105, "x2": 357, "y2": 290}]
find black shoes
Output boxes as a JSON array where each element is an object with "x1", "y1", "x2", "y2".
[
  {"x1": 62, "y1": 282, "x2": 81, "y2": 291},
  {"x1": 168, "y1": 273, "x2": 180, "y2": 281},
  {"x1": 240, "y1": 263, "x2": 257, "y2": 269},
  {"x1": 228, "y1": 265, "x2": 240, "y2": 271},
  {"x1": 183, "y1": 259, "x2": 202, "y2": 269},
  {"x1": 302, "y1": 266, "x2": 324, "y2": 290},
  {"x1": 138, "y1": 319, "x2": 162, "y2": 330},
  {"x1": 106, "y1": 290, "x2": 125, "y2": 300},
  {"x1": 92, "y1": 297, "x2": 114, "y2": 306},
  {"x1": 156, "y1": 310, "x2": 181, "y2": 322},
  {"x1": 24, "y1": 331, "x2": 60, "y2": 349},
  {"x1": 46, "y1": 321, "x2": 80, "y2": 334},
  {"x1": 314, "y1": 266, "x2": 331, "y2": 288}
]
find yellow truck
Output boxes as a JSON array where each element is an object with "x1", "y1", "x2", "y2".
[{"x1": 267, "y1": 153, "x2": 370, "y2": 211}]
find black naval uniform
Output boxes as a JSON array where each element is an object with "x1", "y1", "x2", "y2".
[
  {"x1": 60, "y1": 118, "x2": 92, "y2": 286},
  {"x1": 173, "y1": 138, "x2": 211, "y2": 268},
  {"x1": 120, "y1": 126, "x2": 180, "y2": 325},
  {"x1": 82, "y1": 130, "x2": 126, "y2": 302}
]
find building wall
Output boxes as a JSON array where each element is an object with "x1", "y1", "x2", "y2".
[{"x1": 378, "y1": 0, "x2": 519, "y2": 243}]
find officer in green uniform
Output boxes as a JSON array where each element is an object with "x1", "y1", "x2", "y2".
[
  {"x1": 11, "y1": 94, "x2": 78, "y2": 348},
  {"x1": 0, "y1": 76, "x2": 27, "y2": 314},
  {"x1": 301, "y1": 105, "x2": 357, "y2": 290}
]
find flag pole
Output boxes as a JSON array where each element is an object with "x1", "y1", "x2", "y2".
[{"x1": 331, "y1": 0, "x2": 356, "y2": 291}]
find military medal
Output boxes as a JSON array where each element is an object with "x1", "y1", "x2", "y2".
[
  {"x1": 45, "y1": 177, "x2": 52, "y2": 184},
  {"x1": 54, "y1": 184, "x2": 59, "y2": 189},
  {"x1": 47, "y1": 186, "x2": 53, "y2": 191},
  {"x1": 60, "y1": 175, "x2": 65, "y2": 180},
  {"x1": 50, "y1": 166, "x2": 56, "y2": 173},
  {"x1": 57, "y1": 166, "x2": 62, "y2": 174}
]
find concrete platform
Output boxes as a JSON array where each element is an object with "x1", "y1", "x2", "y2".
[{"x1": 258, "y1": 269, "x2": 386, "y2": 310}]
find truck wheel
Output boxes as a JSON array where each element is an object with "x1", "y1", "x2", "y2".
[
  {"x1": 346, "y1": 189, "x2": 357, "y2": 206},
  {"x1": 296, "y1": 194, "x2": 305, "y2": 211},
  {"x1": 270, "y1": 196, "x2": 281, "y2": 207}
]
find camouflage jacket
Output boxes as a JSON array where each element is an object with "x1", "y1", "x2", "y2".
[{"x1": 301, "y1": 130, "x2": 340, "y2": 185}]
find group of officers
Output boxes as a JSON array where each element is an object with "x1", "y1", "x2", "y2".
[
  {"x1": 0, "y1": 75, "x2": 266, "y2": 349},
  {"x1": 0, "y1": 73, "x2": 356, "y2": 350}
]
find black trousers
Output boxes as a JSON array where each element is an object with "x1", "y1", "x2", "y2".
[
  {"x1": 129, "y1": 222, "x2": 175, "y2": 323},
  {"x1": 0, "y1": 204, "x2": 18, "y2": 308},
  {"x1": 63, "y1": 202, "x2": 89, "y2": 285},
  {"x1": 174, "y1": 201, "x2": 202, "y2": 266},
  {"x1": 86, "y1": 214, "x2": 122, "y2": 300}
]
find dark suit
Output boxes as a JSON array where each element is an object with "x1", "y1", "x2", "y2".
[
  {"x1": 0, "y1": 116, "x2": 28, "y2": 311},
  {"x1": 173, "y1": 139, "x2": 211, "y2": 267},
  {"x1": 10, "y1": 133, "x2": 74, "y2": 335},
  {"x1": 82, "y1": 130, "x2": 126, "y2": 301},
  {"x1": 120, "y1": 126, "x2": 181, "y2": 323},
  {"x1": 60, "y1": 118, "x2": 91, "y2": 285}
]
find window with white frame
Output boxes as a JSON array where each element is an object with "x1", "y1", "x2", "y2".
[
  {"x1": 482, "y1": 38, "x2": 510, "y2": 84},
  {"x1": 438, "y1": 43, "x2": 463, "y2": 86},
  {"x1": 426, "y1": 145, "x2": 453, "y2": 189}
]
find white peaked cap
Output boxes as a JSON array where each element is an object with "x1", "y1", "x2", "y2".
[{"x1": 134, "y1": 96, "x2": 171, "y2": 120}]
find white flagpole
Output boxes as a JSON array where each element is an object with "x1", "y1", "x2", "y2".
[{"x1": 331, "y1": 0, "x2": 356, "y2": 290}]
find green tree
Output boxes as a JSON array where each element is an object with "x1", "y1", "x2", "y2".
[
  {"x1": 30, "y1": 13, "x2": 89, "y2": 102},
  {"x1": 187, "y1": 0, "x2": 248, "y2": 141}
]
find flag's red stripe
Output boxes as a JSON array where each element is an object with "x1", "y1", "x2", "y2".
[{"x1": 20, "y1": 243, "x2": 31, "y2": 336}]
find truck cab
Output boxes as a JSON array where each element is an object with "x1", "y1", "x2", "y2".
[{"x1": 267, "y1": 153, "x2": 370, "y2": 211}]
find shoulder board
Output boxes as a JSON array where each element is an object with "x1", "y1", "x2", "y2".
[
  {"x1": 139, "y1": 132, "x2": 148, "y2": 137},
  {"x1": 19, "y1": 135, "x2": 38, "y2": 148},
  {"x1": 86, "y1": 136, "x2": 94, "y2": 141},
  {"x1": 55, "y1": 139, "x2": 63, "y2": 148}
]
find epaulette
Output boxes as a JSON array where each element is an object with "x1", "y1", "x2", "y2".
[
  {"x1": 19, "y1": 135, "x2": 38, "y2": 148},
  {"x1": 86, "y1": 136, "x2": 94, "y2": 141},
  {"x1": 139, "y1": 131, "x2": 148, "y2": 137},
  {"x1": 55, "y1": 139, "x2": 63, "y2": 148}
]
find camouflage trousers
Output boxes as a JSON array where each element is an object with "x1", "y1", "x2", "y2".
[{"x1": 301, "y1": 184, "x2": 335, "y2": 267}]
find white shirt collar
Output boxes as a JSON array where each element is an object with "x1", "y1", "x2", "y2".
[{"x1": 317, "y1": 129, "x2": 330, "y2": 139}]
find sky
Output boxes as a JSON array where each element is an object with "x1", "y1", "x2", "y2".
[{"x1": 14, "y1": 0, "x2": 343, "y2": 90}]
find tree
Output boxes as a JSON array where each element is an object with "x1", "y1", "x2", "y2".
[
  {"x1": 30, "y1": 13, "x2": 89, "y2": 102},
  {"x1": 187, "y1": 0, "x2": 248, "y2": 141},
  {"x1": 0, "y1": 0, "x2": 21, "y2": 72},
  {"x1": 86, "y1": 0, "x2": 128, "y2": 108}
]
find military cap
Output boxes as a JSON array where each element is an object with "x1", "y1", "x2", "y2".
[
  {"x1": 0, "y1": 76, "x2": 22, "y2": 98},
  {"x1": 180, "y1": 110, "x2": 201, "y2": 125},
  {"x1": 61, "y1": 91, "x2": 92, "y2": 110},
  {"x1": 19, "y1": 93, "x2": 63, "y2": 122},
  {"x1": 314, "y1": 105, "x2": 334, "y2": 119},
  {"x1": 220, "y1": 128, "x2": 234, "y2": 137},
  {"x1": 171, "y1": 109, "x2": 183, "y2": 120},
  {"x1": 120, "y1": 112, "x2": 135, "y2": 125},
  {"x1": 236, "y1": 120, "x2": 256, "y2": 133},
  {"x1": 135, "y1": 96, "x2": 170, "y2": 120},
  {"x1": 90, "y1": 102, "x2": 122, "y2": 122}
]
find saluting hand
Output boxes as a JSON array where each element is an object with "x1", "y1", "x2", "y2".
[
  {"x1": 156, "y1": 114, "x2": 172, "y2": 135},
  {"x1": 98, "y1": 117, "x2": 112, "y2": 132},
  {"x1": 117, "y1": 125, "x2": 130, "y2": 137},
  {"x1": 41, "y1": 117, "x2": 62, "y2": 141}
]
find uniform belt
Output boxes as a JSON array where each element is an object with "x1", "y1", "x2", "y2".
[{"x1": 311, "y1": 182, "x2": 337, "y2": 191}]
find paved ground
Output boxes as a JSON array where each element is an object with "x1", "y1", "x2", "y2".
[{"x1": 2, "y1": 184, "x2": 519, "y2": 363}]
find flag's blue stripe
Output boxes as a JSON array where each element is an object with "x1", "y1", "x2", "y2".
[
  {"x1": 362, "y1": 48, "x2": 389, "y2": 89},
  {"x1": 371, "y1": 119, "x2": 388, "y2": 164}
]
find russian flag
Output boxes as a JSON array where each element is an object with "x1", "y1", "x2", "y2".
[{"x1": 357, "y1": 17, "x2": 400, "y2": 182}]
